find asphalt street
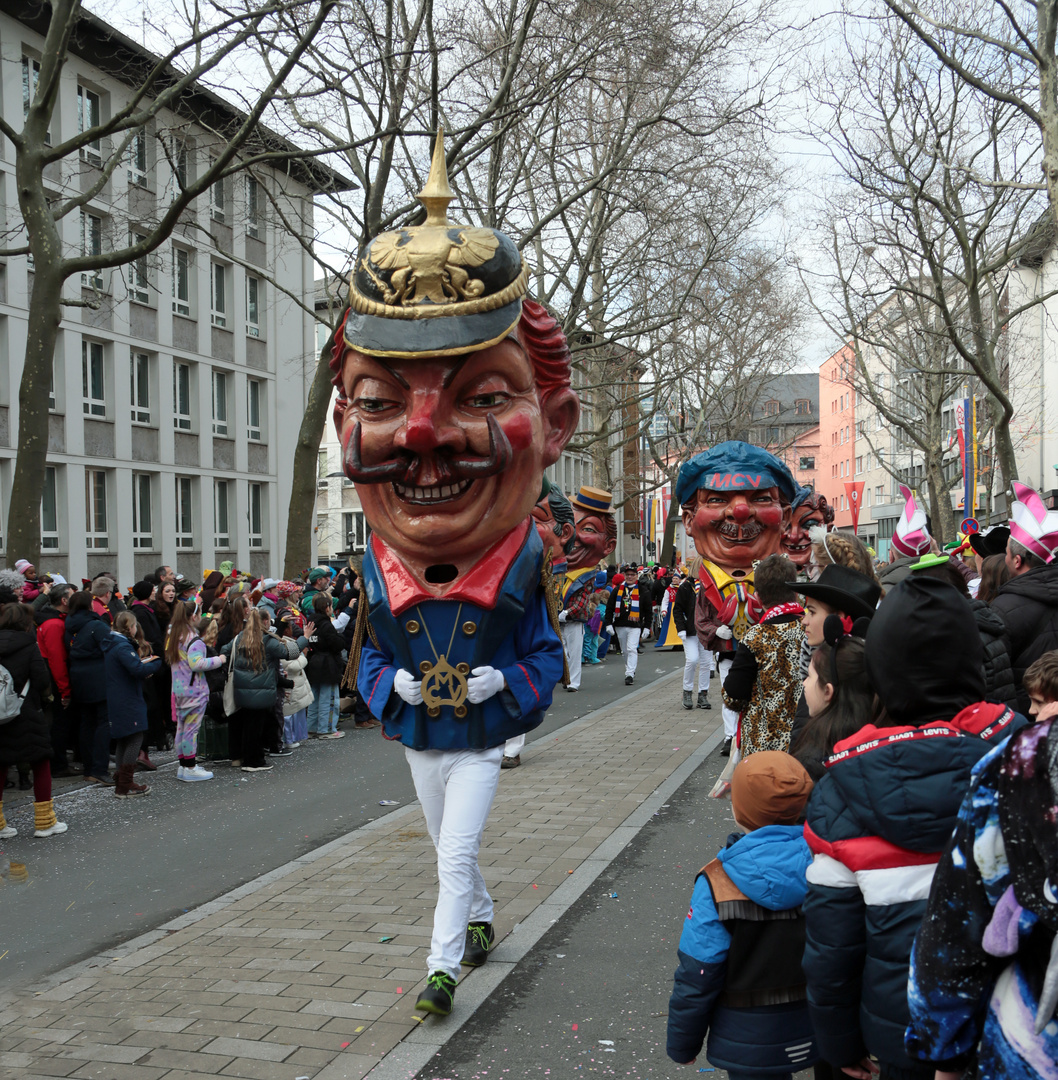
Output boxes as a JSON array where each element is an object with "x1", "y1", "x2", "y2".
[
  {"x1": 412, "y1": 738, "x2": 762, "y2": 1080},
  {"x1": 0, "y1": 643, "x2": 685, "y2": 992}
]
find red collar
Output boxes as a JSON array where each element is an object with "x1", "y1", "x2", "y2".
[
  {"x1": 761, "y1": 601, "x2": 803, "y2": 621},
  {"x1": 373, "y1": 519, "x2": 532, "y2": 617},
  {"x1": 827, "y1": 721, "x2": 964, "y2": 766}
]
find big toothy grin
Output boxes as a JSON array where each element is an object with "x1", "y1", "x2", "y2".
[{"x1": 393, "y1": 479, "x2": 474, "y2": 505}]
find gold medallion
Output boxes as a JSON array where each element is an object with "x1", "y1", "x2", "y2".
[{"x1": 420, "y1": 655, "x2": 469, "y2": 714}]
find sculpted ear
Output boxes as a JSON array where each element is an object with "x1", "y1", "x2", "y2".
[
  {"x1": 541, "y1": 388, "x2": 580, "y2": 466},
  {"x1": 559, "y1": 521, "x2": 576, "y2": 550}
]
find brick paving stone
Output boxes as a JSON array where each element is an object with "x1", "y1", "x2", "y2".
[{"x1": 2, "y1": 677, "x2": 716, "y2": 1079}]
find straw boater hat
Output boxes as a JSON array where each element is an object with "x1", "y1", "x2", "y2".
[
  {"x1": 890, "y1": 484, "x2": 932, "y2": 558},
  {"x1": 569, "y1": 486, "x2": 614, "y2": 515},
  {"x1": 344, "y1": 130, "x2": 530, "y2": 360},
  {"x1": 1008, "y1": 481, "x2": 1058, "y2": 563}
]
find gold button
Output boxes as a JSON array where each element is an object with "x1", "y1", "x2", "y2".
[
  {"x1": 406, "y1": 619, "x2": 420, "y2": 634},
  {"x1": 454, "y1": 704, "x2": 467, "y2": 719},
  {"x1": 462, "y1": 621, "x2": 477, "y2": 636},
  {"x1": 456, "y1": 662, "x2": 470, "y2": 675},
  {"x1": 427, "y1": 706, "x2": 440, "y2": 718},
  {"x1": 419, "y1": 660, "x2": 432, "y2": 674}
]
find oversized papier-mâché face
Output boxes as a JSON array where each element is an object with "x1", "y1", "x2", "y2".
[
  {"x1": 783, "y1": 491, "x2": 834, "y2": 568},
  {"x1": 675, "y1": 442, "x2": 796, "y2": 572},
  {"x1": 331, "y1": 132, "x2": 579, "y2": 572}
]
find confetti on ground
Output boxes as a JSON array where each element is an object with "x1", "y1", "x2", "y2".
[
  {"x1": 532, "y1": 883, "x2": 538, "y2": 888},
  {"x1": 397, "y1": 987, "x2": 402, "y2": 993},
  {"x1": 340, "y1": 1042, "x2": 351, "y2": 1049},
  {"x1": 571, "y1": 1023, "x2": 578, "y2": 1031},
  {"x1": 609, "y1": 892, "x2": 618, "y2": 899},
  {"x1": 379, "y1": 799, "x2": 400, "y2": 805},
  {"x1": 354, "y1": 1026, "x2": 365, "y2": 1033},
  {"x1": 379, "y1": 935, "x2": 395, "y2": 942},
  {"x1": 599, "y1": 1039, "x2": 614, "y2": 1045},
  {"x1": 567, "y1": 869, "x2": 574, "y2": 874}
]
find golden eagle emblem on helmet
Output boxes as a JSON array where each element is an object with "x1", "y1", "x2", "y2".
[{"x1": 366, "y1": 227, "x2": 500, "y2": 307}]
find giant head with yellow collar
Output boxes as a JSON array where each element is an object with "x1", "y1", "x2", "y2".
[{"x1": 331, "y1": 132, "x2": 579, "y2": 581}]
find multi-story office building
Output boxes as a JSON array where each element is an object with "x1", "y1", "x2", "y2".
[{"x1": 0, "y1": 4, "x2": 348, "y2": 583}]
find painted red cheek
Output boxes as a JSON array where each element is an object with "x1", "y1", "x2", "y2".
[
  {"x1": 757, "y1": 506, "x2": 783, "y2": 527},
  {"x1": 501, "y1": 412, "x2": 534, "y2": 451}
]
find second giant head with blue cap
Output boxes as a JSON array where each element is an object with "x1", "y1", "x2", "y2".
[{"x1": 676, "y1": 441, "x2": 797, "y2": 571}]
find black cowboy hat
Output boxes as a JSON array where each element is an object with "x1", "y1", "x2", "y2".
[
  {"x1": 787, "y1": 563, "x2": 881, "y2": 619},
  {"x1": 968, "y1": 525, "x2": 1010, "y2": 559}
]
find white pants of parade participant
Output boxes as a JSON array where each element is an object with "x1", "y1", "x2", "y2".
[
  {"x1": 503, "y1": 733, "x2": 525, "y2": 758},
  {"x1": 682, "y1": 635, "x2": 712, "y2": 693},
  {"x1": 717, "y1": 656, "x2": 738, "y2": 738},
  {"x1": 616, "y1": 626, "x2": 640, "y2": 680},
  {"x1": 405, "y1": 745, "x2": 503, "y2": 980},
  {"x1": 561, "y1": 621, "x2": 584, "y2": 689}
]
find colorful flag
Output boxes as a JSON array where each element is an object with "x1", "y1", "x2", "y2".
[{"x1": 844, "y1": 481, "x2": 865, "y2": 533}]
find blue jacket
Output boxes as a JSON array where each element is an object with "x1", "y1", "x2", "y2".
[
  {"x1": 358, "y1": 525, "x2": 563, "y2": 751},
  {"x1": 65, "y1": 609, "x2": 111, "y2": 703},
  {"x1": 667, "y1": 825, "x2": 816, "y2": 1072},
  {"x1": 802, "y1": 722, "x2": 992, "y2": 1076},
  {"x1": 102, "y1": 631, "x2": 161, "y2": 739}
]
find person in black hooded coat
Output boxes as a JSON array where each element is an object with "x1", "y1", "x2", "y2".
[
  {"x1": 990, "y1": 557, "x2": 1058, "y2": 713},
  {"x1": 801, "y1": 576, "x2": 1025, "y2": 1080},
  {"x1": 0, "y1": 603, "x2": 67, "y2": 838}
]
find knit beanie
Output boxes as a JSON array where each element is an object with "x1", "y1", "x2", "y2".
[
  {"x1": 730, "y1": 752, "x2": 814, "y2": 831},
  {"x1": 14, "y1": 559, "x2": 32, "y2": 575},
  {"x1": 132, "y1": 580, "x2": 154, "y2": 602},
  {"x1": 612, "y1": 573, "x2": 626, "y2": 587}
]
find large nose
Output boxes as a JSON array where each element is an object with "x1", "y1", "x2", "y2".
[
  {"x1": 729, "y1": 496, "x2": 752, "y2": 523},
  {"x1": 394, "y1": 391, "x2": 465, "y2": 454}
]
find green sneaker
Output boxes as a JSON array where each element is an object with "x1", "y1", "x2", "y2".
[
  {"x1": 462, "y1": 921, "x2": 495, "y2": 966},
  {"x1": 415, "y1": 970, "x2": 456, "y2": 1015}
]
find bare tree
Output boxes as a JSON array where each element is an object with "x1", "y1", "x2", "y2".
[
  {"x1": 802, "y1": 7, "x2": 1054, "y2": 498},
  {"x1": 259, "y1": 0, "x2": 785, "y2": 574},
  {"x1": 4, "y1": 0, "x2": 336, "y2": 565}
]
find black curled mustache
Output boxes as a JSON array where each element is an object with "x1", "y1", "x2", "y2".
[{"x1": 342, "y1": 414, "x2": 513, "y2": 485}]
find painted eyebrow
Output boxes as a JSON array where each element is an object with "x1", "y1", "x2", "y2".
[
  {"x1": 442, "y1": 354, "x2": 471, "y2": 390},
  {"x1": 370, "y1": 358, "x2": 410, "y2": 390}
]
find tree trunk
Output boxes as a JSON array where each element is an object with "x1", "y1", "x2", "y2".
[{"x1": 282, "y1": 320, "x2": 342, "y2": 579}]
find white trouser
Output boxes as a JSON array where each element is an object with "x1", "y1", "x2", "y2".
[
  {"x1": 561, "y1": 621, "x2": 584, "y2": 689},
  {"x1": 405, "y1": 745, "x2": 503, "y2": 980},
  {"x1": 718, "y1": 655, "x2": 738, "y2": 737},
  {"x1": 503, "y1": 733, "x2": 525, "y2": 757},
  {"x1": 682, "y1": 635, "x2": 712, "y2": 693},
  {"x1": 615, "y1": 626, "x2": 640, "y2": 678}
]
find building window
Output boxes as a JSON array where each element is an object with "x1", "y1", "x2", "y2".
[
  {"x1": 246, "y1": 275, "x2": 261, "y2": 337},
  {"x1": 209, "y1": 160, "x2": 225, "y2": 222},
  {"x1": 344, "y1": 510, "x2": 366, "y2": 551},
  {"x1": 82, "y1": 340, "x2": 105, "y2": 417},
  {"x1": 799, "y1": 456, "x2": 814, "y2": 470},
  {"x1": 173, "y1": 362, "x2": 192, "y2": 431},
  {"x1": 247, "y1": 378, "x2": 262, "y2": 440},
  {"x1": 318, "y1": 448, "x2": 328, "y2": 488},
  {"x1": 130, "y1": 351, "x2": 150, "y2": 424},
  {"x1": 856, "y1": 455, "x2": 863, "y2": 474},
  {"x1": 764, "y1": 400, "x2": 779, "y2": 416},
  {"x1": 132, "y1": 473, "x2": 153, "y2": 549},
  {"x1": 41, "y1": 466, "x2": 58, "y2": 550},
  {"x1": 876, "y1": 485, "x2": 884, "y2": 501},
  {"x1": 80, "y1": 211, "x2": 103, "y2": 288},
  {"x1": 85, "y1": 469, "x2": 108, "y2": 548},
  {"x1": 795, "y1": 399, "x2": 810, "y2": 415},
  {"x1": 248, "y1": 482, "x2": 264, "y2": 548},
  {"x1": 175, "y1": 476, "x2": 194, "y2": 548},
  {"x1": 172, "y1": 247, "x2": 191, "y2": 316},
  {"x1": 212, "y1": 369, "x2": 228, "y2": 435},
  {"x1": 246, "y1": 176, "x2": 261, "y2": 239},
  {"x1": 127, "y1": 128, "x2": 147, "y2": 186},
  {"x1": 214, "y1": 480, "x2": 230, "y2": 548},
  {"x1": 77, "y1": 85, "x2": 102, "y2": 165},
  {"x1": 22, "y1": 57, "x2": 50, "y2": 143},
  {"x1": 130, "y1": 232, "x2": 150, "y2": 305},
  {"x1": 211, "y1": 262, "x2": 227, "y2": 328}
]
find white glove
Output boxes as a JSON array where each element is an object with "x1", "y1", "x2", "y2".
[
  {"x1": 606, "y1": 625, "x2": 616, "y2": 637},
  {"x1": 558, "y1": 609, "x2": 568, "y2": 624},
  {"x1": 393, "y1": 668, "x2": 423, "y2": 705},
  {"x1": 715, "y1": 624, "x2": 733, "y2": 641},
  {"x1": 640, "y1": 628, "x2": 650, "y2": 642},
  {"x1": 677, "y1": 630, "x2": 687, "y2": 641},
  {"x1": 467, "y1": 666, "x2": 505, "y2": 704}
]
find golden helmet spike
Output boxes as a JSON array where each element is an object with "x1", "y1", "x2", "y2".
[{"x1": 418, "y1": 128, "x2": 455, "y2": 228}]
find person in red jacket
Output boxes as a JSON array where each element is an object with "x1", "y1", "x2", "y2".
[{"x1": 35, "y1": 582, "x2": 76, "y2": 776}]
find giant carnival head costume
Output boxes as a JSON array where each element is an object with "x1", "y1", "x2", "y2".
[
  {"x1": 331, "y1": 132, "x2": 580, "y2": 576},
  {"x1": 783, "y1": 486, "x2": 834, "y2": 568},
  {"x1": 568, "y1": 485, "x2": 617, "y2": 571},
  {"x1": 531, "y1": 476, "x2": 576, "y2": 564},
  {"x1": 676, "y1": 442, "x2": 797, "y2": 573}
]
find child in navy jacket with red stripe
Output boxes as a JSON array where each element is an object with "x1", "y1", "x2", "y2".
[{"x1": 667, "y1": 752, "x2": 818, "y2": 1077}]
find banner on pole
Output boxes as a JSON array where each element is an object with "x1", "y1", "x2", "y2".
[{"x1": 844, "y1": 481, "x2": 865, "y2": 533}]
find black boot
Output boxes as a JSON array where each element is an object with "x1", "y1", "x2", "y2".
[
  {"x1": 462, "y1": 921, "x2": 495, "y2": 966},
  {"x1": 415, "y1": 971, "x2": 456, "y2": 1015},
  {"x1": 682, "y1": 690, "x2": 694, "y2": 710}
]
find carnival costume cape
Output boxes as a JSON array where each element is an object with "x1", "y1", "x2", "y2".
[
  {"x1": 655, "y1": 580, "x2": 694, "y2": 649},
  {"x1": 357, "y1": 520, "x2": 564, "y2": 751}
]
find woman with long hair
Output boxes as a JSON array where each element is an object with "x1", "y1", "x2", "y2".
[
  {"x1": 166, "y1": 600, "x2": 225, "y2": 782},
  {"x1": 216, "y1": 593, "x2": 249, "y2": 649},
  {"x1": 791, "y1": 618, "x2": 874, "y2": 781},
  {"x1": 221, "y1": 608, "x2": 302, "y2": 772},
  {"x1": 104, "y1": 612, "x2": 161, "y2": 798},
  {"x1": 977, "y1": 552, "x2": 1012, "y2": 605}
]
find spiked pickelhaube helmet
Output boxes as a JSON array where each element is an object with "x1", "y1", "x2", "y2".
[{"x1": 344, "y1": 130, "x2": 530, "y2": 359}]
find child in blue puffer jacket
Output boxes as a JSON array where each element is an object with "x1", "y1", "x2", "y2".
[{"x1": 667, "y1": 751, "x2": 818, "y2": 1078}]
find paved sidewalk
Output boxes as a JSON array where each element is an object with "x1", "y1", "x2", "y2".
[{"x1": 0, "y1": 670, "x2": 723, "y2": 1080}]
